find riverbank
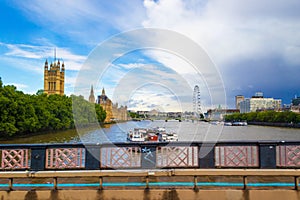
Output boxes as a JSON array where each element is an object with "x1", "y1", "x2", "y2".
[{"x1": 248, "y1": 122, "x2": 300, "y2": 128}]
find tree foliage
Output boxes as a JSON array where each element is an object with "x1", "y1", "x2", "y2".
[
  {"x1": 225, "y1": 110, "x2": 300, "y2": 124},
  {"x1": 0, "y1": 79, "x2": 106, "y2": 137}
]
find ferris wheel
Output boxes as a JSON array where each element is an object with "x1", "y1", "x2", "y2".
[{"x1": 193, "y1": 85, "x2": 203, "y2": 118}]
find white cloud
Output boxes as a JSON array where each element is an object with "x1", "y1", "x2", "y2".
[
  {"x1": 6, "y1": 83, "x2": 28, "y2": 90},
  {"x1": 143, "y1": 0, "x2": 300, "y2": 65},
  {"x1": 12, "y1": 0, "x2": 147, "y2": 45},
  {"x1": 0, "y1": 42, "x2": 86, "y2": 71},
  {"x1": 141, "y1": 0, "x2": 300, "y2": 107}
]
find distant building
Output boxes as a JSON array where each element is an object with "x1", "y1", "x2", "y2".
[
  {"x1": 167, "y1": 112, "x2": 182, "y2": 118},
  {"x1": 88, "y1": 85, "x2": 95, "y2": 103},
  {"x1": 291, "y1": 106, "x2": 300, "y2": 113},
  {"x1": 253, "y1": 92, "x2": 264, "y2": 98},
  {"x1": 182, "y1": 111, "x2": 194, "y2": 119},
  {"x1": 206, "y1": 108, "x2": 239, "y2": 121},
  {"x1": 239, "y1": 92, "x2": 281, "y2": 113},
  {"x1": 112, "y1": 103, "x2": 128, "y2": 121},
  {"x1": 136, "y1": 111, "x2": 149, "y2": 117},
  {"x1": 148, "y1": 109, "x2": 159, "y2": 117},
  {"x1": 292, "y1": 96, "x2": 300, "y2": 106},
  {"x1": 134, "y1": 110, "x2": 182, "y2": 119},
  {"x1": 235, "y1": 95, "x2": 245, "y2": 109},
  {"x1": 43, "y1": 59, "x2": 65, "y2": 95},
  {"x1": 95, "y1": 88, "x2": 128, "y2": 122}
]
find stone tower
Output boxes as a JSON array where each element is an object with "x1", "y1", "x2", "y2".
[
  {"x1": 44, "y1": 58, "x2": 65, "y2": 95},
  {"x1": 89, "y1": 85, "x2": 95, "y2": 103},
  {"x1": 97, "y1": 88, "x2": 113, "y2": 123}
]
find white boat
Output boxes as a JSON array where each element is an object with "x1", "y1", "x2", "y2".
[
  {"x1": 127, "y1": 127, "x2": 178, "y2": 142},
  {"x1": 127, "y1": 128, "x2": 146, "y2": 142},
  {"x1": 232, "y1": 121, "x2": 248, "y2": 126},
  {"x1": 161, "y1": 132, "x2": 178, "y2": 142},
  {"x1": 155, "y1": 127, "x2": 166, "y2": 132},
  {"x1": 224, "y1": 122, "x2": 233, "y2": 126},
  {"x1": 210, "y1": 121, "x2": 220, "y2": 125}
]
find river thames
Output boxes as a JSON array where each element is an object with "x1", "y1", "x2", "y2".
[{"x1": 1, "y1": 120, "x2": 300, "y2": 144}]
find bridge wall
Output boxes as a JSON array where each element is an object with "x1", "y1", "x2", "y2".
[
  {"x1": 1, "y1": 141, "x2": 300, "y2": 171},
  {"x1": 0, "y1": 189, "x2": 300, "y2": 200}
]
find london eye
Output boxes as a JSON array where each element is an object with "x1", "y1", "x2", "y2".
[{"x1": 193, "y1": 85, "x2": 203, "y2": 118}]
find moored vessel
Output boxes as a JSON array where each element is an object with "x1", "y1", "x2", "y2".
[{"x1": 127, "y1": 127, "x2": 178, "y2": 142}]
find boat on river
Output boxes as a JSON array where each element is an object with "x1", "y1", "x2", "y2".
[
  {"x1": 127, "y1": 128, "x2": 147, "y2": 142},
  {"x1": 127, "y1": 127, "x2": 178, "y2": 142},
  {"x1": 232, "y1": 121, "x2": 248, "y2": 126}
]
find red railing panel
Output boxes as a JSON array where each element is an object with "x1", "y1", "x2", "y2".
[
  {"x1": 277, "y1": 145, "x2": 300, "y2": 167},
  {"x1": 156, "y1": 146, "x2": 198, "y2": 168},
  {"x1": 1, "y1": 149, "x2": 29, "y2": 169},
  {"x1": 215, "y1": 146, "x2": 259, "y2": 167},
  {"x1": 46, "y1": 148, "x2": 85, "y2": 169},
  {"x1": 101, "y1": 147, "x2": 141, "y2": 168}
]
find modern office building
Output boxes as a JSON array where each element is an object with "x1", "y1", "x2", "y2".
[
  {"x1": 239, "y1": 92, "x2": 281, "y2": 113},
  {"x1": 235, "y1": 95, "x2": 245, "y2": 109}
]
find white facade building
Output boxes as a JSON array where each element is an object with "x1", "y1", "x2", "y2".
[{"x1": 239, "y1": 96, "x2": 281, "y2": 113}]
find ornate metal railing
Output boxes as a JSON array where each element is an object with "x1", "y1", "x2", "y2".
[{"x1": 0, "y1": 141, "x2": 300, "y2": 171}]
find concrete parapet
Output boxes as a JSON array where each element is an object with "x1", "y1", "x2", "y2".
[{"x1": 0, "y1": 189, "x2": 300, "y2": 200}]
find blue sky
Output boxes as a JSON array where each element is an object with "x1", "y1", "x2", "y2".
[{"x1": 0, "y1": 0, "x2": 300, "y2": 112}]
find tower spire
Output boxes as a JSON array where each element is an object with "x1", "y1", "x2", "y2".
[
  {"x1": 89, "y1": 85, "x2": 95, "y2": 103},
  {"x1": 54, "y1": 48, "x2": 56, "y2": 62}
]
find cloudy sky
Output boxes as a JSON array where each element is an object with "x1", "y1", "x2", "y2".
[{"x1": 0, "y1": 0, "x2": 299, "y2": 112}]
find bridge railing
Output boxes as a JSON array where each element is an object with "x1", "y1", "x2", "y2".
[{"x1": 0, "y1": 141, "x2": 299, "y2": 171}]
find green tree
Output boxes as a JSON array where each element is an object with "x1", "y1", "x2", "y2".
[
  {"x1": 0, "y1": 78, "x2": 107, "y2": 137},
  {"x1": 95, "y1": 104, "x2": 106, "y2": 122},
  {"x1": 36, "y1": 89, "x2": 44, "y2": 95}
]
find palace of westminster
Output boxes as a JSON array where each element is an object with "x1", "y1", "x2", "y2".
[{"x1": 43, "y1": 57, "x2": 128, "y2": 123}]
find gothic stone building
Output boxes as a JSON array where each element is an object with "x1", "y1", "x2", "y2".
[
  {"x1": 89, "y1": 87, "x2": 128, "y2": 123},
  {"x1": 44, "y1": 59, "x2": 65, "y2": 95}
]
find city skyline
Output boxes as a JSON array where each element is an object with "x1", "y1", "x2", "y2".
[{"x1": 0, "y1": 0, "x2": 300, "y2": 111}]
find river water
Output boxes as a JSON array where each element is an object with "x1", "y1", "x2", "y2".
[{"x1": 1, "y1": 120, "x2": 300, "y2": 144}]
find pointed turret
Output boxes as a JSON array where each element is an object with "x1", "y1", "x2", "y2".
[
  {"x1": 44, "y1": 59, "x2": 48, "y2": 70},
  {"x1": 102, "y1": 88, "x2": 105, "y2": 95},
  {"x1": 61, "y1": 62, "x2": 65, "y2": 72},
  {"x1": 89, "y1": 85, "x2": 95, "y2": 103}
]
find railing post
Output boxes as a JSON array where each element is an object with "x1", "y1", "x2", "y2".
[
  {"x1": 295, "y1": 176, "x2": 299, "y2": 190},
  {"x1": 193, "y1": 176, "x2": 198, "y2": 191},
  {"x1": 85, "y1": 145, "x2": 101, "y2": 170},
  {"x1": 141, "y1": 144, "x2": 157, "y2": 169},
  {"x1": 199, "y1": 143, "x2": 215, "y2": 168},
  {"x1": 259, "y1": 142, "x2": 276, "y2": 169},
  {"x1": 99, "y1": 177, "x2": 103, "y2": 190},
  {"x1": 53, "y1": 177, "x2": 58, "y2": 190},
  {"x1": 8, "y1": 178, "x2": 13, "y2": 191},
  {"x1": 145, "y1": 176, "x2": 149, "y2": 190},
  {"x1": 243, "y1": 176, "x2": 248, "y2": 190},
  {"x1": 31, "y1": 146, "x2": 46, "y2": 171}
]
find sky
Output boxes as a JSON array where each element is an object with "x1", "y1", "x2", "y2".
[{"x1": 0, "y1": 0, "x2": 300, "y2": 112}]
